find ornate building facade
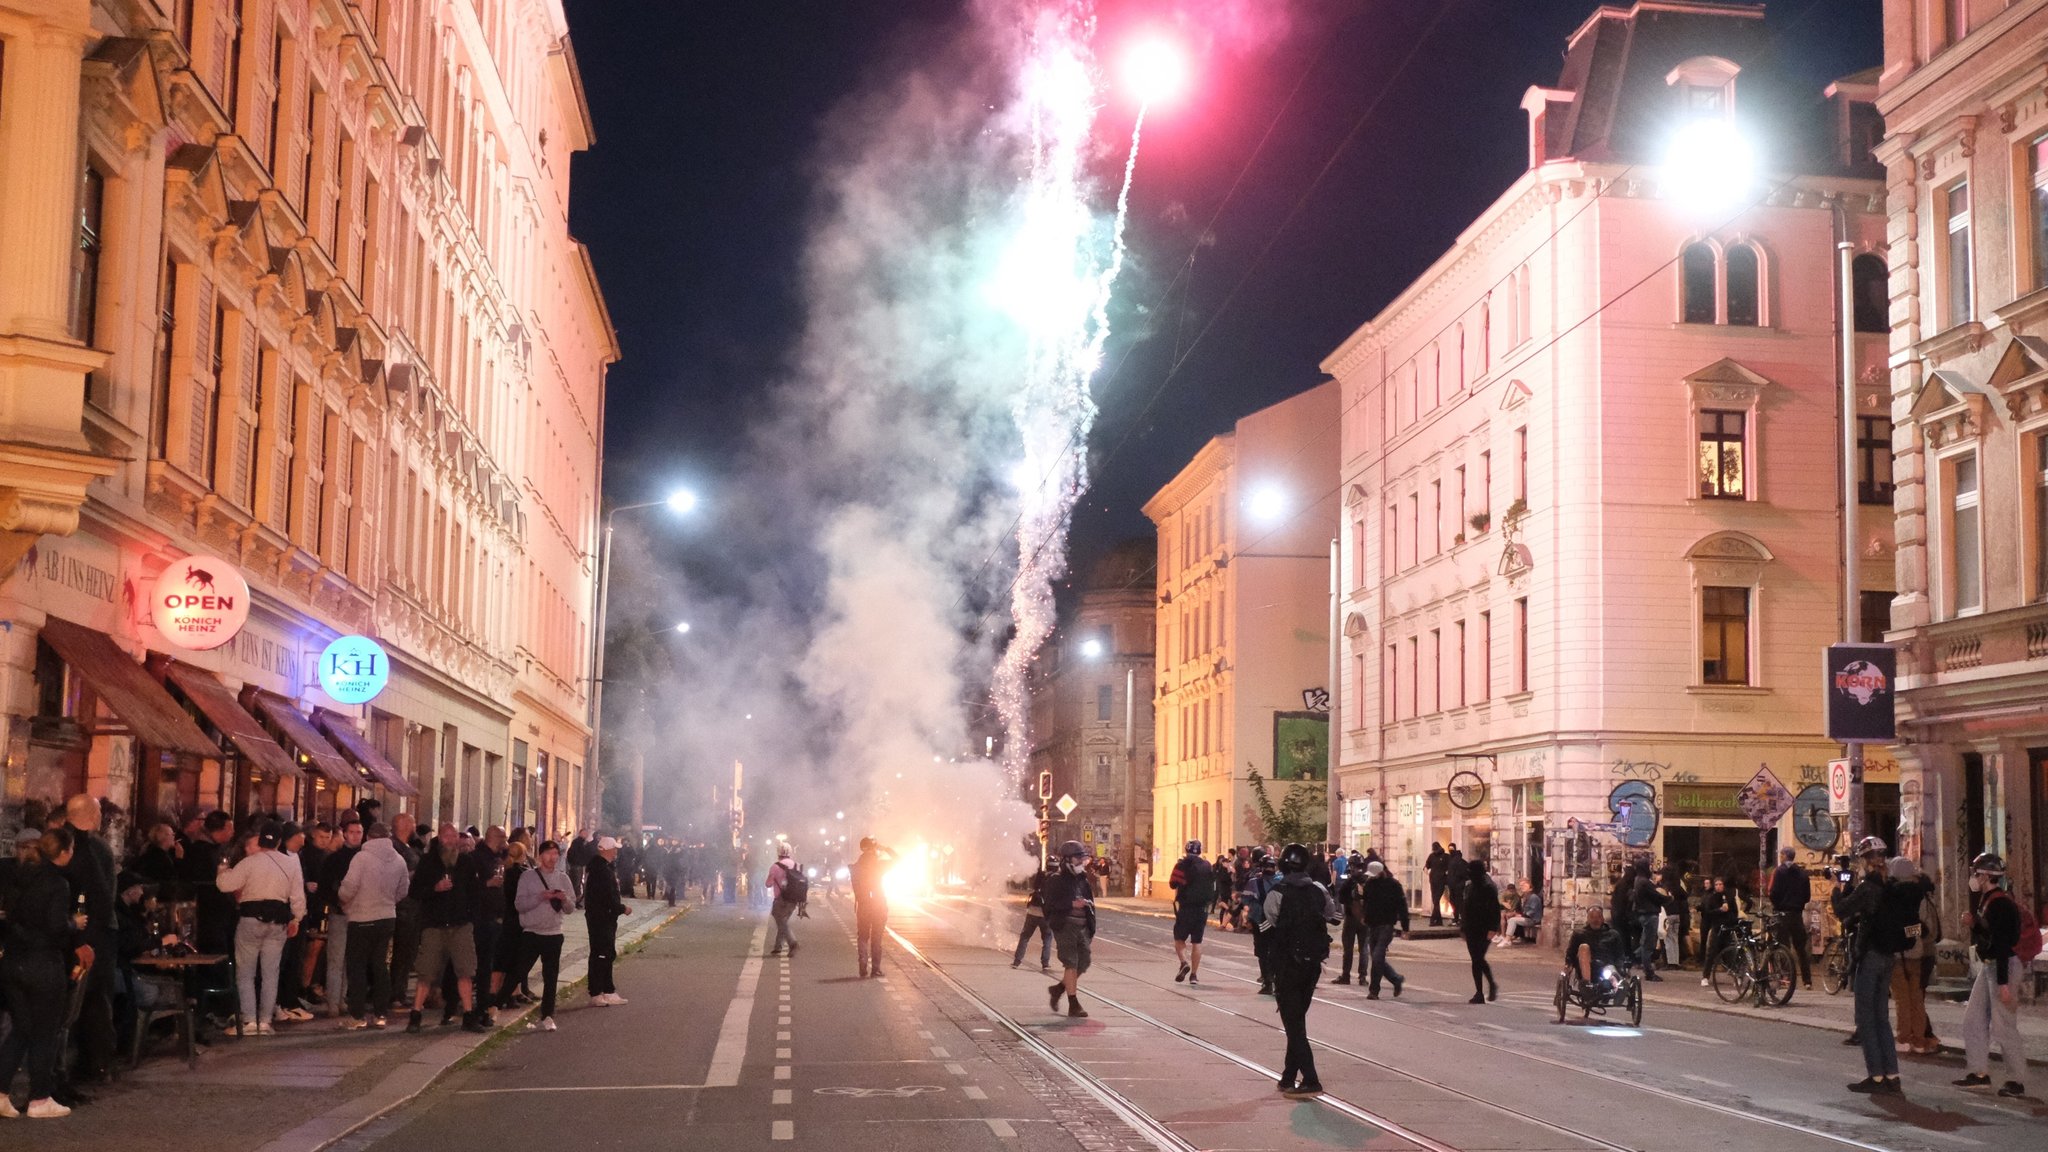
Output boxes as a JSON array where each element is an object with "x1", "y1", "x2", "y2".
[
  {"x1": 1878, "y1": 0, "x2": 2048, "y2": 926},
  {"x1": 0, "y1": 0, "x2": 611, "y2": 843},
  {"x1": 1326, "y1": 1, "x2": 1890, "y2": 923}
]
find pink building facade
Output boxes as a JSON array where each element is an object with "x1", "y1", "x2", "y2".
[{"x1": 1327, "y1": 2, "x2": 1890, "y2": 925}]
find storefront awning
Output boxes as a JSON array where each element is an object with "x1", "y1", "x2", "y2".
[
  {"x1": 156, "y1": 661, "x2": 301, "y2": 780},
  {"x1": 244, "y1": 690, "x2": 356, "y2": 787},
  {"x1": 38, "y1": 618, "x2": 217, "y2": 758},
  {"x1": 312, "y1": 708, "x2": 416, "y2": 797}
]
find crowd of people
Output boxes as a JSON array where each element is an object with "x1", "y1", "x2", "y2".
[{"x1": 0, "y1": 795, "x2": 653, "y2": 1121}]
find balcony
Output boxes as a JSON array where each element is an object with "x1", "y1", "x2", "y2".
[{"x1": 1902, "y1": 600, "x2": 2048, "y2": 685}]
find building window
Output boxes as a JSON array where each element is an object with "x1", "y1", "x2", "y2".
[
  {"x1": 1947, "y1": 0, "x2": 1968, "y2": 44},
  {"x1": 1858, "y1": 589, "x2": 1891, "y2": 644},
  {"x1": 1697, "y1": 410, "x2": 1746, "y2": 499},
  {"x1": 70, "y1": 165, "x2": 105, "y2": 345},
  {"x1": 1681, "y1": 242, "x2": 1717, "y2": 324},
  {"x1": 1095, "y1": 754, "x2": 1111, "y2": 790},
  {"x1": 1430, "y1": 480, "x2": 1442, "y2": 556},
  {"x1": 1514, "y1": 427, "x2": 1528, "y2": 502},
  {"x1": 1386, "y1": 505, "x2": 1398, "y2": 578},
  {"x1": 1428, "y1": 629, "x2": 1441, "y2": 713},
  {"x1": 2032, "y1": 135, "x2": 2048, "y2": 293},
  {"x1": 1944, "y1": 181, "x2": 1972, "y2": 329},
  {"x1": 1852, "y1": 254, "x2": 1889, "y2": 333},
  {"x1": 1384, "y1": 644, "x2": 1397, "y2": 722},
  {"x1": 1408, "y1": 494, "x2": 1419, "y2": 568},
  {"x1": 1949, "y1": 452, "x2": 1982, "y2": 615},
  {"x1": 1700, "y1": 586, "x2": 1751, "y2": 685},
  {"x1": 1857, "y1": 416, "x2": 1893, "y2": 505},
  {"x1": 2036, "y1": 435, "x2": 2048, "y2": 602},
  {"x1": 1725, "y1": 244, "x2": 1759, "y2": 326},
  {"x1": 1096, "y1": 684, "x2": 1112, "y2": 723},
  {"x1": 1513, "y1": 597, "x2": 1529, "y2": 692},
  {"x1": 1407, "y1": 637, "x2": 1419, "y2": 717},
  {"x1": 1351, "y1": 652, "x2": 1365, "y2": 727},
  {"x1": 1351, "y1": 516, "x2": 1365, "y2": 590},
  {"x1": 1479, "y1": 451, "x2": 1491, "y2": 521},
  {"x1": 1453, "y1": 620, "x2": 1466, "y2": 708},
  {"x1": 1478, "y1": 611, "x2": 1492, "y2": 702},
  {"x1": 1454, "y1": 466, "x2": 1467, "y2": 539}
]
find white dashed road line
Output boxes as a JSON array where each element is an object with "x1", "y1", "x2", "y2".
[
  {"x1": 772, "y1": 1119, "x2": 794, "y2": 1140},
  {"x1": 705, "y1": 925, "x2": 770, "y2": 1088}
]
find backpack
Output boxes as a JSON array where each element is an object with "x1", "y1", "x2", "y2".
[
  {"x1": 778, "y1": 862, "x2": 809, "y2": 904},
  {"x1": 1175, "y1": 857, "x2": 1215, "y2": 908},
  {"x1": 1273, "y1": 878, "x2": 1333, "y2": 965},
  {"x1": 1986, "y1": 891, "x2": 2043, "y2": 964}
]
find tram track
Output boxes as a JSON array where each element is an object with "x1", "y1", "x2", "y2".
[{"x1": 924, "y1": 897, "x2": 1910, "y2": 1152}]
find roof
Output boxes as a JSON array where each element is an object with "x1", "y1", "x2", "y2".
[
  {"x1": 244, "y1": 690, "x2": 357, "y2": 788},
  {"x1": 313, "y1": 708, "x2": 416, "y2": 797},
  {"x1": 38, "y1": 619, "x2": 217, "y2": 758},
  {"x1": 1546, "y1": 2, "x2": 1767, "y2": 165},
  {"x1": 157, "y1": 661, "x2": 300, "y2": 779}
]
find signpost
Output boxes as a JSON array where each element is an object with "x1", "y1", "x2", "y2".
[
  {"x1": 1738, "y1": 765, "x2": 1795, "y2": 886},
  {"x1": 318, "y1": 635, "x2": 389, "y2": 704},
  {"x1": 151, "y1": 555, "x2": 249, "y2": 650},
  {"x1": 1827, "y1": 758, "x2": 1852, "y2": 817},
  {"x1": 1825, "y1": 643, "x2": 1897, "y2": 846}
]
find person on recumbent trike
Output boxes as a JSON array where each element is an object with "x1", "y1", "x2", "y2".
[{"x1": 1566, "y1": 907, "x2": 1631, "y2": 996}]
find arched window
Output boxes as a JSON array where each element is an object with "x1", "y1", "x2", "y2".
[
  {"x1": 1853, "y1": 253, "x2": 1890, "y2": 333},
  {"x1": 1503, "y1": 272, "x2": 1520, "y2": 346},
  {"x1": 1455, "y1": 323, "x2": 1466, "y2": 392},
  {"x1": 1479, "y1": 301, "x2": 1491, "y2": 372},
  {"x1": 1681, "y1": 242, "x2": 1717, "y2": 324},
  {"x1": 1725, "y1": 243, "x2": 1760, "y2": 326},
  {"x1": 1515, "y1": 264, "x2": 1532, "y2": 342}
]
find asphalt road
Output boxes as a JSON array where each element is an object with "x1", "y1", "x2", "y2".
[{"x1": 334, "y1": 895, "x2": 2046, "y2": 1152}]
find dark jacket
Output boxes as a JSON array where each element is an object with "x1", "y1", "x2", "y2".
[
  {"x1": 1611, "y1": 868, "x2": 1637, "y2": 927},
  {"x1": 1360, "y1": 874, "x2": 1410, "y2": 930},
  {"x1": 566, "y1": 836, "x2": 595, "y2": 868},
  {"x1": 1971, "y1": 888, "x2": 2024, "y2": 983},
  {"x1": 1461, "y1": 874, "x2": 1501, "y2": 936},
  {"x1": 1631, "y1": 873, "x2": 1668, "y2": 923},
  {"x1": 1023, "y1": 868, "x2": 1047, "y2": 912},
  {"x1": 850, "y1": 850, "x2": 887, "y2": 907},
  {"x1": 1169, "y1": 855, "x2": 1214, "y2": 910},
  {"x1": 470, "y1": 845, "x2": 508, "y2": 925},
  {"x1": 1424, "y1": 847, "x2": 1447, "y2": 883},
  {"x1": 318, "y1": 844, "x2": 360, "y2": 917},
  {"x1": 1831, "y1": 871, "x2": 1898, "y2": 957},
  {"x1": 61, "y1": 823, "x2": 118, "y2": 951},
  {"x1": 1335, "y1": 873, "x2": 1369, "y2": 925},
  {"x1": 583, "y1": 856, "x2": 626, "y2": 919},
  {"x1": 1445, "y1": 853, "x2": 1470, "y2": 891},
  {"x1": 2, "y1": 859, "x2": 81, "y2": 964},
  {"x1": 1768, "y1": 863, "x2": 1812, "y2": 913},
  {"x1": 409, "y1": 845, "x2": 483, "y2": 927},
  {"x1": 1042, "y1": 868, "x2": 1094, "y2": 933}
]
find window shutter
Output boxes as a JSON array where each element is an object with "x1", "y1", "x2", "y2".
[
  {"x1": 187, "y1": 278, "x2": 216, "y2": 477},
  {"x1": 249, "y1": 10, "x2": 277, "y2": 164},
  {"x1": 284, "y1": 69, "x2": 308, "y2": 209},
  {"x1": 231, "y1": 319, "x2": 260, "y2": 508},
  {"x1": 207, "y1": 5, "x2": 234, "y2": 105}
]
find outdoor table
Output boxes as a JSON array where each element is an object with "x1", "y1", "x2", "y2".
[{"x1": 130, "y1": 952, "x2": 229, "y2": 1069}]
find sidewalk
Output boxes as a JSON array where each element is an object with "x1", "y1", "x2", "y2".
[
  {"x1": 1467, "y1": 935, "x2": 2048, "y2": 1062},
  {"x1": 29, "y1": 898, "x2": 686, "y2": 1152}
]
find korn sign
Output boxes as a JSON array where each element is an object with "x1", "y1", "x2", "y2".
[
  {"x1": 1823, "y1": 644, "x2": 1896, "y2": 743},
  {"x1": 151, "y1": 556, "x2": 249, "y2": 650}
]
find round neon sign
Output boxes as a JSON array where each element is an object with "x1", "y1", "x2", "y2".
[
  {"x1": 319, "y1": 635, "x2": 390, "y2": 704},
  {"x1": 151, "y1": 555, "x2": 250, "y2": 650}
]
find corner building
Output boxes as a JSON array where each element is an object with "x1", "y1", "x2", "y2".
[
  {"x1": 1147, "y1": 382, "x2": 1339, "y2": 854},
  {"x1": 0, "y1": 0, "x2": 611, "y2": 842},
  {"x1": 1877, "y1": 0, "x2": 2048, "y2": 926},
  {"x1": 1326, "y1": 2, "x2": 1893, "y2": 926}
]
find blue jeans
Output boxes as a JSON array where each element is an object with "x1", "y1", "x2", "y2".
[
  {"x1": 1366, "y1": 924, "x2": 1402, "y2": 993},
  {"x1": 1853, "y1": 949, "x2": 1899, "y2": 1077}
]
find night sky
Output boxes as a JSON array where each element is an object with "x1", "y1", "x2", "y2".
[{"x1": 563, "y1": 0, "x2": 1880, "y2": 587}]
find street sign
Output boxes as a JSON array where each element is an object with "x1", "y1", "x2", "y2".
[
  {"x1": 152, "y1": 554, "x2": 250, "y2": 650},
  {"x1": 1827, "y1": 758, "x2": 1852, "y2": 816},
  {"x1": 1736, "y1": 765, "x2": 1795, "y2": 830},
  {"x1": 1825, "y1": 644, "x2": 1896, "y2": 742},
  {"x1": 1037, "y1": 770, "x2": 1053, "y2": 800},
  {"x1": 1055, "y1": 793, "x2": 1077, "y2": 818}
]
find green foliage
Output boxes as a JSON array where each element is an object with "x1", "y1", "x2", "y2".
[{"x1": 1244, "y1": 767, "x2": 1328, "y2": 846}]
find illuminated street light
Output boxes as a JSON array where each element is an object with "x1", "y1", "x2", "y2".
[
  {"x1": 1247, "y1": 483, "x2": 1287, "y2": 525},
  {"x1": 675, "y1": 621, "x2": 692, "y2": 635},
  {"x1": 666, "y1": 488, "x2": 700, "y2": 514},
  {"x1": 1664, "y1": 117, "x2": 1755, "y2": 216},
  {"x1": 1080, "y1": 637, "x2": 1105, "y2": 660}
]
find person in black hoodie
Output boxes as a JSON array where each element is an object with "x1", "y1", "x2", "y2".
[
  {"x1": 1358, "y1": 860, "x2": 1410, "y2": 999},
  {"x1": 1332, "y1": 860, "x2": 1370, "y2": 986},
  {"x1": 1831, "y1": 837, "x2": 1902, "y2": 1095},
  {"x1": 1424, "y1": 843, "x2": 1447, "y2": 926},
  {"x1": 59, "y1": 795, "x2": 118, "y2": 1089},
  {"x1": 1011, "y1": 867, "x2": 1053, "y2": 971},
  {"x1": 583, "y1": 837, "x2": 629, "y2": 1005},
  {"x1": 1631, "y1": 864, "x2": 1669, "y2": 980},
  {"x1": 0, "y1": 827, "x2": 91, "y2": 1119},
  {"x1": 1260, "y1": 843, "x2": 1337, "y2": 1098},
  {"x1": 470, "y1": 827, "x2": 509, "y2": 1021},
  {"x1": 566, "y1": 832, "x2": 593, "y2": 907},
  {"x1": 1168, "y1": 841, "x2": 1214, "y2": 985},
  {"x1": 1460, "y1": 859, "x2": 1501, "y2": 1003},
  {"x1": 405, "y1": 823, "x2": 486, "y2": 1033},
  {"x1": 1444, "y1": 846, "x2": 1470, "y2": 925}
]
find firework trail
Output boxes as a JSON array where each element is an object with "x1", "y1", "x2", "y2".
[{"x1": 989, "y1": 9, "x2": 1150, "y2": 790}]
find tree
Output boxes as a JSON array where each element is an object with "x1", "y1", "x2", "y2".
[{"x1": 1244, "y1": 767, "x2": 1327, "y2": 846}]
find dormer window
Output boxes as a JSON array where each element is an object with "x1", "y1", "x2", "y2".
[{"x1": 1666, "y1": 56, "x2": 1740, "y2": 123}]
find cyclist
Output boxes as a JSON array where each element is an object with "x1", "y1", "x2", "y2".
[{"x1": 1567, "y1": 906, "x2": 1629, "y2": 990}]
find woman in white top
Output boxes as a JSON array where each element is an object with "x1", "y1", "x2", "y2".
[{"x1": 216, "y1": 821, "x2": 306, "y2": 1034}]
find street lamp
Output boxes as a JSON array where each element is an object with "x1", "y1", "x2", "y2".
[{"x1": 588, "y1": 489, "x2": 699, "y2": 833}]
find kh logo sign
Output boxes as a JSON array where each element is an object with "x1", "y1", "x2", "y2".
[
  {"x1": 319, "y1": 635, "x2": 390, "y2": 704},
  {"x1": 151, "y1": 555, "x2": 250, "y2": 650}
]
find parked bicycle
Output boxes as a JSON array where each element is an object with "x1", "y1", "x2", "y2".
[
  {"x1": 1710, "y1": 917, "x2": 1797, "y2": 1007},
  {"x1": 1818, "y1": 934, "x2": 1849, "y2": 994}
]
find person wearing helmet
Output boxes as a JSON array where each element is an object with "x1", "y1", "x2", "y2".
[
  {"x1": 1168, "y1": 840, "x2": 1214, "y2": 985},
  {"x1": 1955, "y1": 853, "x2": 2028, "y2": 1098},
  {"x1": 1248, "y1": 850, "x2": 1281, "y2": 994},
  {"x1": 1043, "y1": 841, "x2": 1096, "y2": 1018},
  {"x1": 1830, "y1": 835, "x2": 1902, "y2": 1095},
  {"x1": 1259, "y1": 843, "x2": 1338, "y2": 1098}
]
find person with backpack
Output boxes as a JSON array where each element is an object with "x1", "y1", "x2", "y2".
[
  {"x1": 1460, "y1": 859, "x2": 1502, "y2": 1003},
  {"x1": 766, "y1": 846, "x2": 807, "y2": 957},
  {"x1": 1332, "y1": 857, "x2": 1370, "y2": 985},
  {"x1": 1167, "y1": 840, "x2": 1214, "y2": 985},
  {"x1": 1830, "y1": 837, "x2": 1902, "y2": 1095},
  {"x1": 1247, "y1": 851, "x2": 1279, "y2": 994},
  {"x1": 1954, "y1": 853, "x2": 2032, "y2": 1099},
  {"x1": 1888, "y1": 857, "x2": 1940, "y2": 1055},
  {"x1": 1424, "y1": 843, "x2": 1448, "y2": 926},
  {"x1": 1044, "y1": 841, "x2": 1096, "y2": 1019},
  {"x1": 1259, "y1": 843, "x2": 1337, "y2": 1098}
]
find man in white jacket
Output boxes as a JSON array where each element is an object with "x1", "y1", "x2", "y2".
[
  {"x1": 215, "y1": 821, "x2": 306, "y2": 1034},
  {"x1": 338, "y1": 823, "x2": 412, "y2": 1029}
]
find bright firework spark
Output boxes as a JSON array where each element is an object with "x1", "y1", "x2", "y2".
[
  {"x1": 1123, "y1": 37, "x2": 1189, "y2": 107},
  {"x1": 990, "y1": 15, "x2": 1160, "y2": 792}
]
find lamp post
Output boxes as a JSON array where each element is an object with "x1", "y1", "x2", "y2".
[{"x1": 587, "y1": 489, "x2": 697, "y2": 830}]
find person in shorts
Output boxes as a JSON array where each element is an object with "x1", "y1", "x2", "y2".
[
  {"x1": 1168, "y1": 840, "x2": 1215, "y2": 985},
  {"x1": 1044, "y1": 841, "x2": 1095, "y2": 1018},
  {"x1": 405, "y1": 823, "x2": 486, "y2": 1033}
]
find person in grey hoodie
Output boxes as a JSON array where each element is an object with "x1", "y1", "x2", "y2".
[
  {"x1": 338, "y1": 823, "x2": 412, "y2": 1029},
  {"x1": 513, "y1": 840, "x2": 575, "y2": 1030}
]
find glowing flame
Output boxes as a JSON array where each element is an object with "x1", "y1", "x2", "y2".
[{"x1": 1123, "y1": 37, "x2": 1189, "y2": 106}]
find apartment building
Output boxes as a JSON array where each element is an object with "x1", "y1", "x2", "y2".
[
  {"x1": 1877, "y1": 0, "x2": 2048, "y2": 921},
  {"x1": 1325, "y1": 1, "x2": 1891, "y2": 920},
  {"x1": 1146, "y1": 382, "x2": 1339, "y2": 854},
  {"x1": 0, "y1": 0, "x2": 612, "y2": 841}
]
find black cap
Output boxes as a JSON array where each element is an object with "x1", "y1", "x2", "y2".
[{"x1": 255, "y1": 821, "x2": 281, "y2": 849}]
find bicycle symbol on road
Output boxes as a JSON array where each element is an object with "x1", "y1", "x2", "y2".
[{"x1": 814, "y1": 1086, "x2": 947, "y2": 1098}]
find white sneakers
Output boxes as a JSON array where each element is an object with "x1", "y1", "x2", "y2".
[
  {"x1": 25, "y1": 1099, "x2": 71, "y2": 1119},
  {"x1": 525, "y1": 1016, "x2": 558, "y2": 1032},
  {"x1": 252, "y1": 1022, "x2": 277, "y2": 1036},
  {"x1": 590, "y1": 993, "x2": 628, "y2": 1006}
]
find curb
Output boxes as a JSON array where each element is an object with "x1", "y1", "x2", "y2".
[
  {"x1": 1637, "y1": 984, "x2": 2048, "y2": 1069},
  {"x1": 252, "y1": 903, "x2": 689, "y2": 1152}
]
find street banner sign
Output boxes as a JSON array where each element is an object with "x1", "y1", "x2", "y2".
[
  {"x1": 1055, "y1": 793, "x2": 1077, "y2": 818},
  {"x1": 1825, "y1": 644, "x2": 1896, "y2": 743},
  {"x1": 1827, "y1": 758, "x2": 1852, "y2": 816},
  {"x1": 1736, "y1": 765, "x2": 1795, "y2": 830}
]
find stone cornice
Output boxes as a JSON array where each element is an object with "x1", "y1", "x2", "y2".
[{"x1": 1141, "y1": 435, "x2": 1232, "y2": 523}]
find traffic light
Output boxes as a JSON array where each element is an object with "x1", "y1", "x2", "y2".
[{"x1": 1037, "y1": 770, "x2": 1053, "y2": 800}]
